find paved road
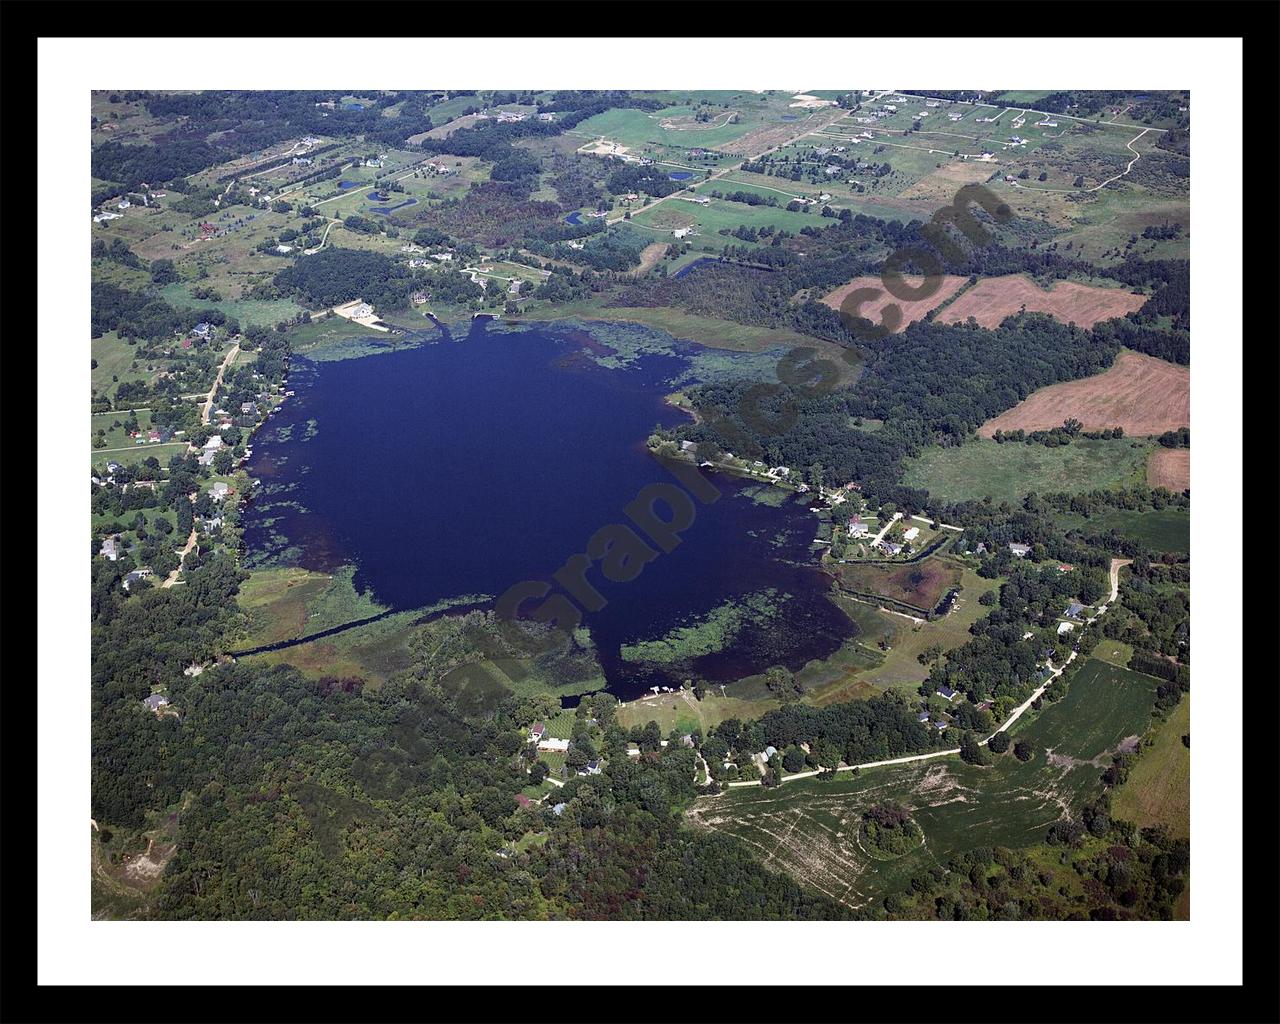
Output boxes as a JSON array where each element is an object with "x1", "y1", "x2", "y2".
[
  {"x1": 723, "y1": 650, "x2": 1079, "y2": 789},
  {"x1": 718, "y1": 557, "x2": 1141, "y2": 790}
]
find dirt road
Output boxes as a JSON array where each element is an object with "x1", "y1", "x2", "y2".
[
  {"x1": 201, "y1": 343, "x2": 240, "y2": 426},
  {"x1": 160, "y1": 528, "x2": 198, "y2": 589}
]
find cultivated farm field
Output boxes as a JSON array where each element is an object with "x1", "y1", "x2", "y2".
[
  {"x1": 938, "y1": 274, "x2": 1147, "y2": 329},
  {"x1": 978, "y1": 351, "x2": 1189, "y2": 438},
  {"x1": 1147, "y1": 447, "x2": 1190, "y2": 491},
  {"x1": 686, "y1": 657, "x2": 1158, "y2": 909},
  {"x1": 820, "y1": 274, "x2": 968, "y2": 333}
]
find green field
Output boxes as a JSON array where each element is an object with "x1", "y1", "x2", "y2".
[
  {"x1": 573, "y1": 107, "x2": 755, "y2": 151},
  {"x1": 687, "y1": 657, "x2": 1157, "y2": 909},
  {"x1": 902, "y1": 438, "x2": 1152, "y2": 505},
  {"x1": 1112, "y1": 696, "x2": 1190, "y2": 839},
  {"x1": 1057, "y1": 508, "x2": 1189, "y2": 555},
  {"x1": 159, "y1": 282, "x2": 305, "y2": 326},
  {"x1": 91, "y1": 442, "x2": 188, "y2": 470}
]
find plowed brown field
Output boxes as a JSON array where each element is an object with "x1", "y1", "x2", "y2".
[
  {"x1": 821, "y1": 274, "x2": 967, "y2": 333},
  {"x1": 938, "y1": 274, "x2": 1147, "y2": 329},
  {"x1": 1147, "y1": 448, "x2": 1190, "y2": 491},
  {"x1": 979, "y1": 351, "x2": 1189, "y2": 438}
]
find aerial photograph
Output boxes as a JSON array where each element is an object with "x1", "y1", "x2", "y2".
[{"x1": 87, "y1": 85, "x2": 1192, "y2": 923}]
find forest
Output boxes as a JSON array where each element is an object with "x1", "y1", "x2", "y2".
[{"x1": 273, "y1": 247, "x2": 412, "y2": 311}]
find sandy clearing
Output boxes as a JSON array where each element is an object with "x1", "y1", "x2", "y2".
[
  {"x1": 979, "y1": 351, "x2": 1189, "y2": 438},
  {"x1": 820, "y1": 274, "x2": 968, "y2": 333},
  {"x1": 898, "y1": 159, "x2": 1000, "y2": 200},
  {"x1": 634, "y1": 242, "x2": 669, "y2": 275},
  {"x1": 938, "y1": 274, "x2": 1147, "y2": 330},
  {"x1": 1147, "y1": 447, "x2": 1190, "y2": 490}
]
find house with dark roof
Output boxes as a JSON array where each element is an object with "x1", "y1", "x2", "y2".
[
  {"x1": 917, "y1": 711, "x2": 930, "y2": 723},
  {"x1": 143, "y1": 693, "x2": 169, "y2": 712},
  {"x1": 936, "y1": 685, "x2": 958, "y2": 701},
  {"x1": 1065, "y1": 601, "x2": 1086, "y2": 618}
]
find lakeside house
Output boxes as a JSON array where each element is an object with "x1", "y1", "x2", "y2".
[
  {"x1": 123, "y1": 568, "x2": 153, "y2": 591},
  {"x1": 209, "y1": 482, "x2": 231, "y2": 501}
]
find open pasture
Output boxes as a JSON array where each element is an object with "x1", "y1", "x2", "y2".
[
  {"x1": 978, "y1": 351, "x2": 1189, "y2": 439},
  {"x1": 1111, "y1": 697, "x2": 1190, "y2": 838},
  {"x1": 902, "y1": 437, "x2": 1153, "y2": 505},
  {"x1": 1057, "y1": 507, "x2": 1189, "y2": 555},
  {"x1": 834, "y1": 556, "x2": 962, "y2": 616}
]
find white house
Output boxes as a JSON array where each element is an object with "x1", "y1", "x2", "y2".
[
  {"x1": 209, "y1": 482, "x2": 231, "y2": 501},
  {"x1": 902, "y1": 526, "x2": 920, "y2": 542},
  {"x1": 203, "y1": 434, "x2": 224, "y2": 451},
  {"x1": 1057, "y1": 621, "x2": 1076, "y2": 635},
  {"x1": 537, "y1": 737, "x2": 570, "y2": 753}
]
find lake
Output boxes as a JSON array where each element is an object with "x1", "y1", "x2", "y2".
[
  {"x1": 668, "y1": 171, "x2": 694, "y2": 181},
  {"x1": 240, "y1": 320, "x2": 856, "y2": 699}
]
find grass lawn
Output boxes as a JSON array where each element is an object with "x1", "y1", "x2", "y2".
[
  {"x1": 616, "y1": 687, "x2": 777, "y2": 736},
  {"x1": 1092, "y1": 640, "x2": 1135, "y2": 669},
  {"x1": 158, "y1": 282, "x2": 305, "y2": 327},
  {"x1": 687, "y1": 654, "x2": 1158, "y2": 910},
  {"x1": 91, "y1": 442, "x2": 188, "y2": 469},
  {"x1": 902, "y1": 437, "x2": 1152, "y2": 505},
  {"x1": 1112, "y1": 696, "x2": 1190, "y2": 839}
]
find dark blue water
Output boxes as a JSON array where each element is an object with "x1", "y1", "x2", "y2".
[
  {"x1": 338, "y1": 180, "x2": 360, "y2": 190},
  {"x1": 369, "y1": 197, "x2": 419, "y2": 215},
  {"x1": 564, "y1": 211, "x2": 584, "y2": 225},
  {"x1": 344, "y1": 102, "x2": 366, "y2": 111},
  {"x1": 781, "y1": 114, "x2": 799, "y2": 121},
  {"x1": 368, "y1": 191, "x2": 391, "y2": 202},
  {"x1": 668, "y1": 171, "x2": 694, "y2": 181},
  {"x1": 241, "y1": 321, "x2": 855, "y2": 698},
  {"x1": 674, "y1": 257, "x2": 721, "y2": 280}
]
